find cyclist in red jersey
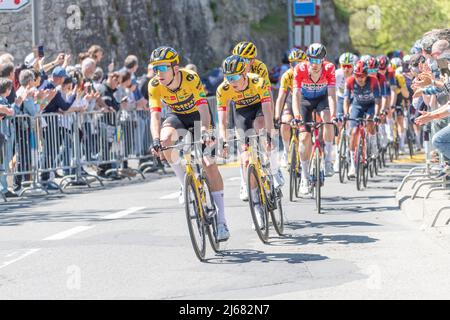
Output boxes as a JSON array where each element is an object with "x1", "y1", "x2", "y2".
[
  {"x1": 291, "y1": 43, "x2": 337, "y2": 195},
  {"x1": 344, "y1": 61, "x2": 382, "y2": 177}
]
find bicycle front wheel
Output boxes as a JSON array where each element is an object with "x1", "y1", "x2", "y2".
[
  {"x1": 247, "y1": 164, "x2": 270, "y2": 244},
  {"x1": 270, "y1": 188, "x2": 284, "y2": 236},
  {"x1": 184, "y1": 174, "x2": 206, "y2": 262},
  {"x1": 203, "y1": 178, "x2": 220, "y2": 253},
  {"x1": 309, "y1": 148, "x2": 322, "y2": 214},
  {"x1": 356, "y1": 138, "x2": 363, "y2": 191},
  {"x1": 338, "y1": 130, "x2": 347, "y2": 184}
]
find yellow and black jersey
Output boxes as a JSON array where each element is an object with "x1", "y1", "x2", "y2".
[
  {"x1": 148, "y1": 69, "x2": 207, "y2": 115},
  {"x1": 251, "y1": 59, "x2": 271, "y2": 88},
  {"x1": 216, "y1": 73, "x2": 271, "y2": 112},
  {"x1": 279, "y1": 68, "x2": 294, "y2": 93}
]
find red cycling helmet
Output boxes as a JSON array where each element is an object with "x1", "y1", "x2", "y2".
[
  {"x1": 377, "y1": 55, "x2": 389, "y2": 70},
  {"x1": 353, "y1": 60, "x2": 368, "y2": 75},
  {"x1": 367, "y1": 56, "x2": 379, "y2": 70}
]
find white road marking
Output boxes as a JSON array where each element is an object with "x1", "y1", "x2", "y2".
[
  {"x1": 0, "y1": 249, "x2": 41, "y2": 270},
  {"x1": 43, "y1": 226, "x2": 94, "y2": 241},
  {"x1": 228, "y1": 177, "x2": 241, "y2": 182},
  {"x1": 101, "y1": 207, "x2": 145, "y2": 220},
  {"x1": 160, "y1": 192, "x2": 180, "y2": 200}
]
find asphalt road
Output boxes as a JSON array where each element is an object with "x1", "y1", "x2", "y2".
[{"x1": 1, "y1": 158, "x2": 450, "y2": 299}]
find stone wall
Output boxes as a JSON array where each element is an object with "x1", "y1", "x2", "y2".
[{"x1": 0, "y1": 0, "x2": 352, "y2": 74}]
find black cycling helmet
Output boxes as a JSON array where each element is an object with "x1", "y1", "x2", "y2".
[
  {"x1": 222, "y1": 55, "x2": 247, "y2": 75},
  {"x1": 306, "y1": 43, "x2": 327, "y2": 59}
]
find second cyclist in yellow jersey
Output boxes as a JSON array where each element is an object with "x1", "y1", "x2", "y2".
[
  {"x1": 217, "y1": 73, "x2": 271, "y2": 114},
  {"x1": 274, "y1": 48, "x2": 308, "y2": 167},
  {"x1": 233, "y1": 41, "x2": 271, "y2": 88}
]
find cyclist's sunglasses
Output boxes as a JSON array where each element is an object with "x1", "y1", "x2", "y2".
[
  {"x1": 226, "y1": 74, "x2": 243, "y2": 83},
  {"x1": 341, "y1": 64, "x2": 353, "y2": 69},
  {"x1": 309, "y1": 58, "x2": 323, "y2": 65},
  {"x1": 153, "y1": 65, "x2": 171, "y2": 73},
  {"x1": 291, "y1": 61, "x2": 300, "y2": 68}
]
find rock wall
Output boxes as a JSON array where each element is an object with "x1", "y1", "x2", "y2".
[{"x1": 0, "y1": 0, "x2": 352, "y2": 74}]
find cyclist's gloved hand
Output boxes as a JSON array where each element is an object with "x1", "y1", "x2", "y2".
[
  {"x1": 274, "y1": 118, "x2": 281, "y2": 130},
  {"x1": 344, "y1": 113, "x2": 350, "y2": 121},
  {"x1": 291, "y1": 118, "x2": 302, "y2": 127},
  {"x1": 152, "y1": 138, "x2": 161, "y2": 154},
  {"x1": 332, "y1": 117, "x2": 338, "y2": 124},
  {"x1": 201, "y1": 130, "x2": 215, "y2": 144}
]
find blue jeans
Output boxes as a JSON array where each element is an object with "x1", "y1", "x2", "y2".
[{"x1": 432, "y1": 124, "x2": 450, "y2": 160}]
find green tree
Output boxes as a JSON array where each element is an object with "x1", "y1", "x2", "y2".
[{"x1": 334, "y1": 0, "x2": 449, "y2": 55}]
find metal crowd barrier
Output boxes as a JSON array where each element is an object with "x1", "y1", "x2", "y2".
[{"x1": 0, "y1": 109, "x2": 161, "y2": 201}]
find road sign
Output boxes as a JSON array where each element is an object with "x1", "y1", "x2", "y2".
[
  {"x1": 0, "y1": 0, "x2": 31, "y2": 12},
  {"x1": 293, "y1": 0, "x2": 316, "y2": 17}
]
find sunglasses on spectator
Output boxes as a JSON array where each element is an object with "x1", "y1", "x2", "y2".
[
  {"x1": 309, "y1": 58, "x2": 323, "y2": 65},
  {"x1": 341, "y1": 64, "x2": 353, "y2": 69},
  {"x1": 226, "y1": 74, "x2": 243, "y2": 83},
  {"x1": 153, "y1": 65, "x2": 171, "y2": 73}
]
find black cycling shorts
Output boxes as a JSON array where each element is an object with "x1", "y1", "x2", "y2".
[
  {"x1": 162, "y1": 111, "x2": 216, "y2": 157},
  {"x1": 234, "y1": 103, "x2": 264, "y2": 133},
  {"x1": 300, "y1": 95, "x2": 329, "y2": 132}
]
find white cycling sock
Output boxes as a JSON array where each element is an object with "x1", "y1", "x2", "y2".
[
  {"x1": 270, "y1": 150, "x2": 280, "y2": 174},
  {"x1": 325, "y1": 142, "x2": 333, "y2": 163},
  {"x1": 334, "y1": 144, "x2": 339, "y2": 160},
  {"x1": 283, "y1": 140, "x2": 289, "y2": 155},
  {"x1": 386, "y1": 119, "x2": 394, "y2": 140},
  {"x1": 400, "y1": 132, "x2": 406, "y2": 148},
  {"x1": 251, "y1": 188, "x2": 260, "y2": 204},
  {"x1": 170, "y1": 163, "x2": 185, "y2": 187},
  {"x1": 301, "y1": 160, "x2": 310, "y2": 179},
  {"x1": 240, "y1": 165, "x2": 246, "y2": 188},
  {"x1": 350, "y1": 151, "x2": 356, "y2": 167},
  {"x1": 415, "y1": 133, "x2": 421, "y2": 148},
  {"x1": 211, "y1": 191, "x2": 226, "y2": 225}
]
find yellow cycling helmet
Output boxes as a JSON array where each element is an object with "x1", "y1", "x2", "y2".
[
  {"x1": 233, "y1": 41, "x2": 257, "y2": 59},
  {"x1": 149, "y1": 46, "x2": 180, "y2": 66},
  {"x1": 222, "y1": 55, "x2": 247, "y2": 75},
  {"x1": 288, "y1": 48, "x2": 307, "y2": 63}
]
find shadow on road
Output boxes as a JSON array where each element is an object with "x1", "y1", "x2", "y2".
[
  {"x1": 284, "y1": 220, "x2": 380, "y2": 230},
  {"x1": 269, "y1": 233, "x2": 378, "y2": 247},
  {"x1": 0, "y1": 207, "x2": 160, "y2": 226},
  {"x1": 205, "y1": 249, "x2": 328, "y2": 265}
]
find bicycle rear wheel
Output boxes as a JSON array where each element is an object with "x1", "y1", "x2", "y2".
[
  {"x1": 184, "y1": 174, "x2": 206, "y2": 262},
  {"x1": 247, "y1": 164, "x2": 270, "y2": 244}
]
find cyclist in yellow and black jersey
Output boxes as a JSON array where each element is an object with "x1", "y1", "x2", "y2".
[
  {"x1": 216, "y1": 55, "x2": 284, "y2": 206},
  {"x1": 274, "y1": 48, "x2": 308, "y2": 167},
  {"x1": 389, "y1": 57, "x2": 410, "y2": 154},
  {"x1": 149, "y1": 46, "x2": 230, "y2": 241}
]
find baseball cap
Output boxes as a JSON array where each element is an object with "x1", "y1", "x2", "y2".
[
  {"x1": 52, "y1": 66, "x2": 67, "y2": 78},
  {"x1": 24, "y1": 52, "x2": 37, "y2": 68}
]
